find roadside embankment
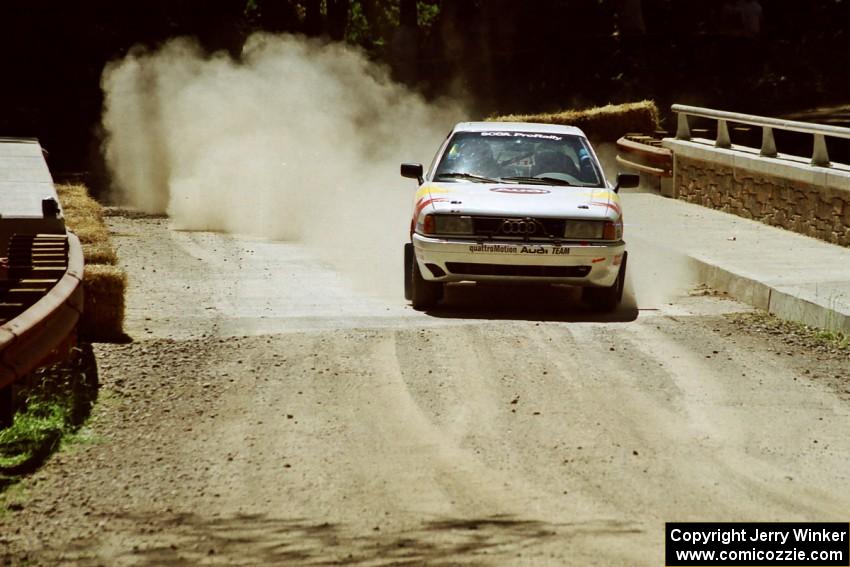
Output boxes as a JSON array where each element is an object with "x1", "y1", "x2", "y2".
[{"x1": 0, "y1": 184, "x2": 113, "y2": 489}]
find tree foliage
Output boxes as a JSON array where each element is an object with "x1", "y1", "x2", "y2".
[{"x1": 1, "y1": 1, "x2": 849, "y2": 176}]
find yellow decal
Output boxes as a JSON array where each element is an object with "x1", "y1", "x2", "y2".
[
  {"x1": 415, "y1": 185, "x2": 452, "y2": 200},
  {"x1": 590, "y1": 189, "x2": 618, "y2": 203}
]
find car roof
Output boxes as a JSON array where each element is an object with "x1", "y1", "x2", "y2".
[{"x1": 453, "y1": 121, "x2": 587, "y2": 137}]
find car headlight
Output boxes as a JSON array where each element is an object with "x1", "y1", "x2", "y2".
[
  {"x1": 564, "y1": 220, "x2": 604, "y2": 239},
  {"x1": 428, "y1": 215, "x2": 473, "y2": 235},
  {"x1": 602, "y1": 220, "x2": 622, "y2": 240}
]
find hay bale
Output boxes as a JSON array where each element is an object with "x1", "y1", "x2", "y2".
[
  {"x1": 56, "y1": 184, "x2": 128, "y2": 340},
  {"x1": 81, "y1": 242, "x2": 118, "y2": 265},
  {"x1": 489, "y1": 100, "x2": 661, "y2": 143},
  {"x1": 80, "y1": 264, "x2": 127, "y2": 341},
  {"x1": 55, "y1": 184, "x2": 111, "y2": 246},
  {"x1": 55, "y1": 184, "x2": 105, "y2": 226},
  {"x1": 67, "y1": 219, "x2": 109, "y2": 246}
]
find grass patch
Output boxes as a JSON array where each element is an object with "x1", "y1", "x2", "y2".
[
  {"x1": 0, "y1": 404, "x2": 64, "y2": 470},
  {"x1": 730, "y1": 311, "x2": 850, "y2": 353},
  {"x1": 489, "y1": 100, "x2": 661, "y2": 143},
  {"x1": 811, "y1": 328, "x2": 849, "y2": 349},
  {"x1": 0, "y1": 345, "x2": 98, "y2": 490},
  {"x1": 56, "y1": 183, "x2": 127, "y2": 341}
]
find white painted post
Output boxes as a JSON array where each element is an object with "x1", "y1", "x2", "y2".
[
  {"x1": 676, "y1": 113, "x2": 691, "y2": 140},
  {"x1": 760, "y1": 126, "x2": 777, "y2": 157},
  {"x1": 716, "y1": 119, "x2": 731, "y2": 149},
  {"x1": 811, "y1": 134, "x2": 830, "y2": 167}
]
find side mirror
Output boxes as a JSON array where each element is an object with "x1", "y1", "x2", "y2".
[
  {"x1": 614, "y1": 172, "x2": 639, "y2": 193},
  {"x1": 401, "y1": 163, "x2": 424, "y2": 184}
]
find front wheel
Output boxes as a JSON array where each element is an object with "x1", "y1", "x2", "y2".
[
  {"x1": 408, "y1": 245, "x2": 442, "y2": 310},
  {"x1": 582, "y1": 251, "x2": 627, "y2": 313}
]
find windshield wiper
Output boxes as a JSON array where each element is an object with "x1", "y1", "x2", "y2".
[
  {"x1": 500, "y1": 176, "x2": 572, "y2": 186},
  {"x1": 435, "y1": 172, "x2": 500, "y2": 183}
]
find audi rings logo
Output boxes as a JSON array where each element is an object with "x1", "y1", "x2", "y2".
[{"x1": 500, "y1": 219, "x2": 538, "y2": 235}]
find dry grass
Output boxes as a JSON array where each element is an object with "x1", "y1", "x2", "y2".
[
  {"x1": 55, "y1": 184, "x2": 126, "y2": 340},
  {"x1": 489, "y1": 100, "x2": 661, "y2": 143}
]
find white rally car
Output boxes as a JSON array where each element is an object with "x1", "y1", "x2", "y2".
[{"x1": 401, "y1": 121, "x2": 638, "y2": 311}]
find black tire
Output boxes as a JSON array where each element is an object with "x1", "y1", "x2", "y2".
[
  {"x1": 404, "y1": 243, "x2": 413, "y2": 301},
  {"x1": 582, "y1": 251, "x2": 627, "y2": 312},
  {"x1": 410, "y1": 248, "x2": 442, "y2": 310}
]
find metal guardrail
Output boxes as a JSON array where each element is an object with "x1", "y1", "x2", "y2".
[
  {"x1": 0, "y1": 233, "x2": 83, "y2": 426},
  {"x1": 672, "y1": 104, "x2": 850, "y2": 167}
]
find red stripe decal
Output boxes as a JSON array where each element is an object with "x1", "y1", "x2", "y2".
[
  {"x1": 591, "y1": 201, "x2": 622, "y2": 216},
  {"x1": 414, "y1": 197, "x2": 448, "y2": 218}
]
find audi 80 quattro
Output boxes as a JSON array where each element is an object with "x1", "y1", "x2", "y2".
[{"x1": 401, "y1": 121, "x2": 638, "y2": 311}]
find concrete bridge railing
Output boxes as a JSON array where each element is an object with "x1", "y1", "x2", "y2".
[{"x1": 662, "y1": 105, "x2": 850, "y2": 247}]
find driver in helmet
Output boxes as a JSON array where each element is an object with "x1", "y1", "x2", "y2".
[{"x1": 455, "y1": 137, "x2": 501, "y2": 178}]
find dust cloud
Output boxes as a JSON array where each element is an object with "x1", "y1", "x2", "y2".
[
  {"x1": 594, "y1": 144, "x2": 697, "y2": 308},
  {"x1": 101, "y1": 34, "x2": 465, "y2": 296},
  {"x1": 622, "y1": 236, "x2": 697, "y2": 309}
]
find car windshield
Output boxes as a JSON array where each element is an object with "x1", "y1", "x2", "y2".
[{"x1": 433, "y1": 130, "x2": 604, "y2": 187}]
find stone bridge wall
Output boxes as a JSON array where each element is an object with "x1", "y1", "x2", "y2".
[{"x1": 664, "y1": 141, "x2": 850, "y2": 247}]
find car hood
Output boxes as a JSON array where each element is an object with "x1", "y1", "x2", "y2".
[{"x1": 417, "y1": 181, "x2": 621, "y2": 221}]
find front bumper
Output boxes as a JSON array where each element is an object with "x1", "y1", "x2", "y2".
[{"x1": 412, "y1": 233, "x2": 625, "y2": 287}]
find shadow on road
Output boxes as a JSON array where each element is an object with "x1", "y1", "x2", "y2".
[
  {"x1": 63, "y1": 512, "x2": 641, "y2": 566},
  {"x1": 424, "y1": 282, "x2": 639, "y2": 323}
]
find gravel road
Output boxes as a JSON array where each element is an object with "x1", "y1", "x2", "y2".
[{"x1": 1, "y1": 209, "x2": 848, "y2": 566}]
